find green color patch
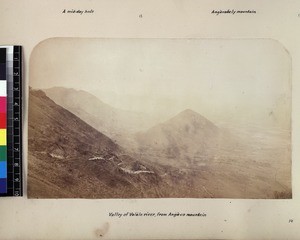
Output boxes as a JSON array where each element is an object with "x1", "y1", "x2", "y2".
[{"x1": 0, "y1": 146, "x2": 6, "y2": 161}]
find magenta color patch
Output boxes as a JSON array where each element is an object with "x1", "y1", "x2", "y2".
[{"x1": 0, "y1": 97, "x2": 6, "y2": 113}]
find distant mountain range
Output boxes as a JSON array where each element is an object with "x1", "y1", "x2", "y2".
[{"x1": 44, "y1": 87, "x2": 155, "y2": 144}]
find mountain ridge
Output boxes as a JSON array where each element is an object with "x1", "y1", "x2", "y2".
[
  {"x1": 134, "y1": 108, "x2": 223, "y2": 165},
  {"x1": 43, "y1": 87, "x2": 155, "y2": 144}
]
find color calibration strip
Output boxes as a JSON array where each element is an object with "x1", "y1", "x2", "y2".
[
  {"x1": 0, "y1": 48, "x2": 7, "y2": 194},
  {"x1": 0, "y1": 46, "x2": 22, "y2": 197}
]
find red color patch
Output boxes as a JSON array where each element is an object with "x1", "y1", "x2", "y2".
[{"x1": 0, "y1": 113, "x2": 6, "y2": 128}]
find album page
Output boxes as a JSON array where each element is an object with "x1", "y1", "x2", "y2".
[{"x1": 0, "y1": 0, "x2": 300, "y2": 239}]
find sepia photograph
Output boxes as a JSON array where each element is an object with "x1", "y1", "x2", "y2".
[{"x1": 28, "y1": 38, "x2": 291, "y2": 199}]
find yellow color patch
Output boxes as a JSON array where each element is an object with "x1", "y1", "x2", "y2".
[{"x1": 0, "y1": 129, "x2": 6, "y2": 145}]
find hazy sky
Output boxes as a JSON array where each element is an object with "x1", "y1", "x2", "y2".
[{"x1": 30, "y1": 38, "x2": 291, "y2": 128}]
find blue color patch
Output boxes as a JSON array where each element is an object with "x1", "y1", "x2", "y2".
[{"x1": 0, "y1": 161, "x2": 7, "y2": 178}]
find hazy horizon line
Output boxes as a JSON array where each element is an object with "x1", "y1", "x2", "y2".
[{"x1": 30, "y1": 85, "x2": 291, "y2": 132}]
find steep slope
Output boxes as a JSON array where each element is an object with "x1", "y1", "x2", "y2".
[
  {"x1": 135, "y1": 109, "x2": 228, "y2": 164},
  {"x1": 44, "y1": 87, "x2": 153, "y2": 143},
  {"x1": 28, "y1": 88, "x2": 164, "y2": 198},
  {"x1": 29, "y1": 89, "x2": 121, "y2": 159}
]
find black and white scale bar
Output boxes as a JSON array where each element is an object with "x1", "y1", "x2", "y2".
[{"x1": 12, "y1": 46, "x2": 22, "y2": 196}]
